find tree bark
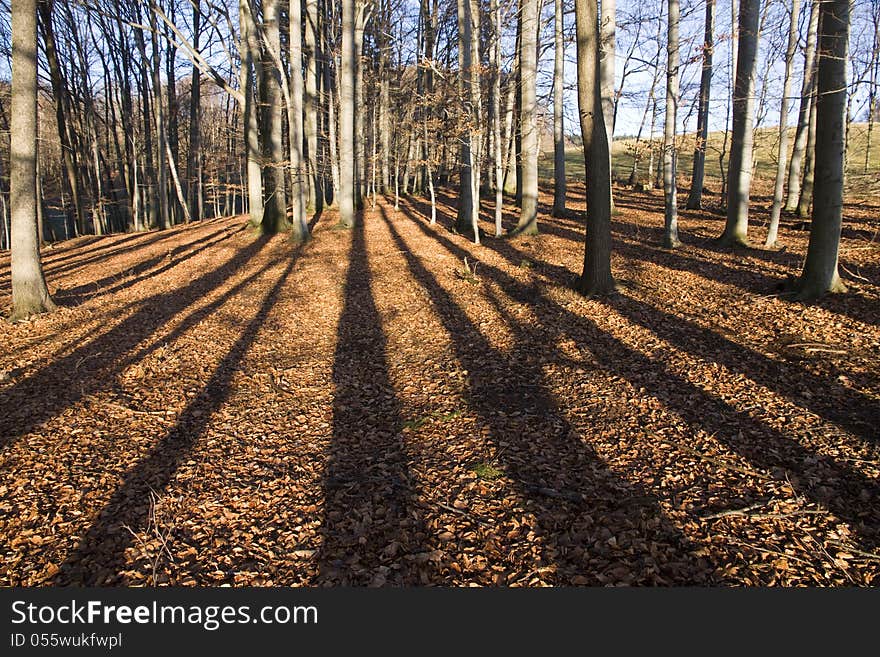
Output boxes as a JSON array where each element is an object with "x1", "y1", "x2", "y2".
[
  {"x1": 289, "y1": 0, "x2": 308, "y2": 240},
  {"x1": 304, "y1": 0, "x2": 321, "y2": 211},
  {"x1": 339, "y1": 0, "x2": 357, "y2": 227},
  {"x1": 552, "y1": 0, "x2": 566, "y2": 217},
  {"x1": 491, "y1": 0, "x2": 504, "y2": 235},
  {"x1": 785, "y1": 0, "x2": 820, "y2": 211},
  {"x1": 10, "y1": 0, "x2": 55, "y2": 320},
  {"x1": 260, "y1": 0, "x2": 289, "y2": 233},
  {"x1": 455, "y1": 0, "x2": 475, "y2": 235},
  {"x1": 576, "y1": 0, "x2": 615, "y2": 296},
  {"x1": 765, "y1": 0, "x2": 800, "y2": 247},
  {"x1": 240, "y1": 0, "x2": 264, "y2": 226},
  {"x1": 793, "y1": 0, "x2": 849, "y2": 299},
  {"x1": 719, "y1": 0, "x2": 760, "y2": 246},
  {"x1": 515, "y1": 0, "x2": 540, "y2": 235},
  {"x1": 663, "y1": 0, "x2": 680, "y2": 248},
  {"x1": 187, "y1": 0, "x2": 203, "y2": 222},
  {"x1": 600, "y1": 0, "x2": 615, "y2": 207},
  {"x1": 685, "y1": 0, "x2": 714, "y2": 210}
]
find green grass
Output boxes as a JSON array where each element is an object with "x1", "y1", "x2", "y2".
[
  {"x1": 471, "y1": 462, "x2": 504, "y2": 481},
  {"x1": 540, "y1": 122, "x2": 880, "y2": 200}
]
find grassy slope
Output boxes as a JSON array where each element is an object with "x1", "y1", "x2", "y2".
[{"x1": 541, "y1": 123, "x2": 880, "y2": 203}]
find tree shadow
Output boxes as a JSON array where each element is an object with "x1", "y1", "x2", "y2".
[
  {"x1": 395, "y1": 205, "x2": 880, "y2": 556},
  {"x1": 53, "y1": 245, "x2": 303, "y2": 585},
  {"x1": 0, "y1": 234, "x2": 272, "y2": 454},
  {"x1": 532, "y1": 212, "x2": 880, "y2": 330},
  {"x1": 54, "y1": 224, "x2": 247, "y2": 305},
  {"x1": 380, "y1": 205, "x2": 719, "y2": 584},
  {"x1": 454, "y1": 208, "x2": 880, "y2": 444},
  {"x1": 0, "y1": 225, "x2": 208, "y2": 291},
  {"x1": 316, "y1": 217, "x2": 430, "y2": 586}
]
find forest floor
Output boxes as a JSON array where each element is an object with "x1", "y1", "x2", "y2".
[{"x1": 1, "y1": 183, "x2": 879, "y2": 586}]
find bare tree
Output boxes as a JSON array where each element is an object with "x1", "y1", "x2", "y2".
[
  {"x1": 339, "y1": 0, "x2": 357, "y2": 228},
  {"x1": 662, "y1": 0, "x2": 680, "y2": 249},
  {"x1": 515, "y1": 0, "x2": 540, "y2": 236},
  {"x1": 685, "y1": 0, "x2": 714, "y2": 210},
  {"x1": 552, "y1": 0, "x2": 566, "y2": 217},
  {"x1": 793, "y1": 0, "x2": 850, "y2": 298},
  {"x1": 10, "y1": 0, "x2": 55, "y2": 320},
  {"x1": 576, "y1": 0, "x2": 615, "y2": 295},
  {"x1": 719, "y1": 0, "x2": 760, "y2": 247},
  {"x1": 785, "y1": 0, "x2": 819, "y2": 212},
  {"x1": 765, "y1": 0, "x2": 801, "y2": 247}
]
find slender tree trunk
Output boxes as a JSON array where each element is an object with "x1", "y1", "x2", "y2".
[
  {"x1": 552, "y1": 0, "x2": 566, "y2": 217},
  {"x1": 339, "y1": 0, "x2": 357, "y2": 227},
  {"x1": 515, "y1": 0, "x2": 540, "y2": 235},
  {"x1": 793, "y1": 0, "x2": 849, "y2": 298},
  {"x1": 455, "y1": 0, "x2": 475, "y2": 235},
  {"x1": 289, "y1": 0, "x2": 308, "y2": 240},
  {"x1": 468, "y1": 0, "x2": 482, "y2": 239},
  {"x1": 38, "y1": 0, "x2": 86, "y2": 236},
  {"x1": 685, "y1": 0, "x2": 714, "y2": 210},
  {"x1": 240, "y1": 0, "x2": 264, "y2": 226},
  {"x1": 663, "y1": 0, "x2": 680, "y2": 248},
  {"x1": 797, "y1": 90, "x2": 817, "y2": 218},
  {"x1": 719, "y1": 0, "x2": 760, "y2": 246},
  {"x1": 785, "y1": 0, "x2": 820, "y2": 211},
  {"x1": 576, "y1": 0, "x2": 615, "y2": 295},
  {"x1": 304, "y1": 0, "x2": 321, "y2": 211},
  {"x1": 261, "y1": 0, "x2": 289, "y2": 233},
  {"x1": 600, "y1": 0, "x2": 615, "y2": 207},
  {"x1": 148, "y1": 6, "x2": 170, "y2": 231},
  {"x1": 492, "y1": 0, "x2": 504, "y2": 235},
  {"x1": 10, "y1": 0, "x2": 54, "y2": 320},
  {"x1": 187, "y1": 0, "x2": 203, "y2": 222},
  {"x1": 765, "y1": 0, "x2": 800, "y2": 247}
]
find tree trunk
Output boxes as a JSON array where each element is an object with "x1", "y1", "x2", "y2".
[
  {"x1": 797, "y1": 90, "x2": 817, "y2": 218},
  {"x1": 492, "y1": 0, "x2": 505, "y2": 235},
  {"x1": 289, "y1": 0, "x2": 308, "y2": 240},
  {"x1": 685, "y1": 0, "x2": 714, "y2": 210},
  {"x1": 9, "y1": 0, "x2": 54, "y2": 320},
  {"x1": 515, "y1": 0, "x2": 540, "y2": 235},
  {"x1": 575, "y1": 0, "x2": 615, "y2": 296},
  {"x1": 793, "y1": 0, "x2": 849, "y2": 299},
  {"x1": 455, "y1": 0, "x2": 475, "y2": 235},
  {"x1": 663, "y1": 0, "x2": 680, "y2": 248},
  {"x1": 765, "y1": 0, "x2": 800, "y2": 247},
  {"x1": 148, "y1": 6, "x2": 170, "y2": 231},
  {"x1": 785, "y1": 0, "x2": 819, "y2": 211},
  {"x1": 551, "y1": 0, "x2": 566, "y2": 217},
  {"x1": 304, "y1": 0, "x2": 321, "y2": 211},
  {"x1": 187, "y1": 0, "x2": 203, "y2": 222},
  {"x1": 38, "y1": 0, "x2": 86, "y2": 236},
  {"x1": 600, "y1": 0, "x2": 615, "y2": 207},
  {"x1": 240, "y1": 0, "x2": 264, "y2": 226},
  {"x1": 719, "y1": 0, "x2": 760, "y2": 247},
  {"x1": 260, "y1": 0, "x2": 289, "y2": 233},
  {"x1": 339, "y1": 0, "x2": 357, "y2": 227}
]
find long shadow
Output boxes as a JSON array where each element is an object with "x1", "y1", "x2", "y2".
[
  {"x1": 447, "y1": 205, "x2": 880, "y2": 443},
  {"x1": 54, "y1": 249, "x2": 301, "y2": 585},
  {"x1": 316, "y1": 218, "x2": 430, "y2": 586},
  {"x1": 514, "y1": 210, "x2": 880, "y2": 330},
  {"x1": 395, "y1": 205, "x2": 880, "y2": 555},
  {"x1": 54, "y1": 224, "x2": 247, "y2": 305},
  {"x1": 0, "y1": 234, "x2": 271, "y2": 454},
  {"x1": 0, "y1": 227, "x2": 198, "y2": 290},
  {"x1": 379, "y1": 206, "x2": 717, "y2": 584}
]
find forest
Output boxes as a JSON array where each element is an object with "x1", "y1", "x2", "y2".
[{"x1": 0, "y1": 0, "x2": 877, "y2": 587}]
